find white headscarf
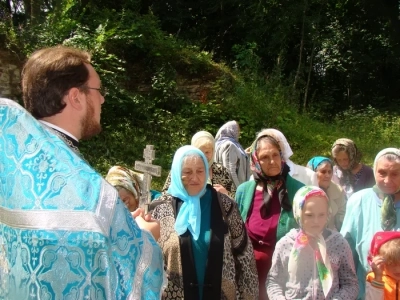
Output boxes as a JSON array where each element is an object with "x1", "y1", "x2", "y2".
[
  {"x1": 256, "y1": 128, "x2": 294, "y2": 161},
  {"x1": 373, "y1": 148, "x2": 400, "y2": 175},
  {"x1": 191, "y1": 131, "x2": 215, "y2": 165}
]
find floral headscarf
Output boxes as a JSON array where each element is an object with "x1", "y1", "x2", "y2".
[
  {"x1": 289, "y1": 186, "x2": 333, "y2": 298},
  {"x1": 106, "y1": 166, "x2": 142, "y2": 202},
  {"x1": 307, "y1": 156, "x2": 332, "y2": 172},
  {"x1": 168, "y1": 145, "x2": 209, "y2": 240},
  {"x1": 215, "y1": 121, "x2": 246, "y2": 156},
  {"x1": 373, "y1": 148, "x2": 400, "y2": 231},
  {"x1": 249, "y1": 134, "x2": 291, "y2": 217}
]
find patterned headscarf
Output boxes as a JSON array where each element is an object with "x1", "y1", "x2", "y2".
[
  {"x1": 215, "y1": 121, "x2": 246, "y2": 156},
  {"x1": 373, "y1": 148, "x2": 400, "y2": 231},
  {"x1": 249, "y1": 134, "x2": 291, "y2": 217},
  {"x1": 289, "y1": 186, "x2": 333, "y2": 298},
  {"x1": 331, "y1": 138, "x2": 361, "y2": 190},
  {"x1": 191, "y1": 131, "x2": 215, "y2": 165},
  {"x1": 106, "y1": 166, "x2": 143, "y2": 202},
  {"x1": 168, "y1": 145, "x2": 209, "y2": 240},
  {"x1": 307, "y1": 156, "x2": 332, "y2": 172},
  {"x1": 332, "y1": 138, "x2": 361, "y2": 170}
]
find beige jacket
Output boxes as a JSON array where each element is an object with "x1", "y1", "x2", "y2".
[{"x1": 326, "y1": 181, "x2": 346, "y2": 231}]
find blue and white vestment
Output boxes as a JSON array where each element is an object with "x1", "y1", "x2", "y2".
[{"x1": 0, "y1": 98, "x2": 165, "y2": 299}]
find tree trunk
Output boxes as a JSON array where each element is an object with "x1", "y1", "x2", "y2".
[
  {"x1": 293, "y1": 0, "x2": 308, "y2": 91},
  {"x1": 5, "y1": 0, "x2": 12, "y2": 14},
  {"x1": 303, "y1": 43, "x2": 315, "y2": 111},
  {"x1": 22, "y1": 0, "x2": 41, "y2": 24}
]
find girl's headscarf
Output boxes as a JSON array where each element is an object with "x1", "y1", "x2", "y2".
[
  {"x1": 249, "y1": 134, "x2": 291, "y2": 217},
  {"x1": 215, "y1": 121, "x2": 246, "y2": 156},
  {"x1": 373, "y1": 148, "x2": 400, "y2": 231},
  {"x1": 307, "y1": 156, "x2": 332, "y2": 172},
  {"x1": 167, "y1": 145, "x2": 209, "y2": 240},
  {"x1": 289, "y1": 186, "x2": 333, "y2": 298},
  {"x1": 191, "y1": 131, "x2": 215, "y2": 165},
  {"x1": 106, "y1": 166, "x2": 142, "y2": 201}
]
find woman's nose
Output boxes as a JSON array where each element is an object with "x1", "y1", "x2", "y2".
[{"x1": 191, "y1": 174, "x2": 200, "y2": 182}]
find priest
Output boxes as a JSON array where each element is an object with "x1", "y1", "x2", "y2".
[{"x1": 0, "y1": 46, "x2": 165, "y2": 299}]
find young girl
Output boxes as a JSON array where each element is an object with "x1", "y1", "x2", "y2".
[
  {"x1": 366, "y1": 231, "x2": 400, "y2": 299},
  {"x1": 267, "y1": 186, "x2": 358, "y2": 299}
]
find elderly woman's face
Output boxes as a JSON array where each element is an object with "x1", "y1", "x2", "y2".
[
  {"x1": 316, "y1": 162, "x2": 333, "y2": 190},
  {"x1": 257, "y1": 140, "x2": 282, "y2": 176},
  {"x1": 335, "y1": 150, "x2": 350, "y2": 170},
  {"x1": 181, "y1": 155, "x2": 206, "y2": 196},
  {"x1": 375, "y1": 157, "x2": 400, "y2": 194},
  {"x1": 199, "y1": 144, "x2": 213, "y2": 163},
  {"x1": 118, "y1": 188, "x2": 138, "y2": 212}
]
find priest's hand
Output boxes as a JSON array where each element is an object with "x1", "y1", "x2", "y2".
[{"x1": 132, "y1": 208, "x2": 161, "y2": 241}]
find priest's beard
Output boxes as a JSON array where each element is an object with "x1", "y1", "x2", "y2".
[{"x1": 81, "y1": 97, "x2": 102, "y2": 140}]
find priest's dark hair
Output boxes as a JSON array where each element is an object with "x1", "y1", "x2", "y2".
[{"x1": 22, "y1": 46, "x2": 91, "y2": 119}]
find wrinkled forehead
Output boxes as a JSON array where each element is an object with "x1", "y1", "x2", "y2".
[
  {"x1": 256, "y1": 136, "x2": 280, "y2": 152},
  {"x1": 181, "y1": 154, "x2": 206, "y2": 168},
  {"x1": 374, "y1": 154, "x2": 400, "y2": 171},
  {"x1": 374, "y1": 148, "x2": 400, "y2": 171},
  {"x1": 317, "y1": 160, "x2": 333, "y2": 169}
]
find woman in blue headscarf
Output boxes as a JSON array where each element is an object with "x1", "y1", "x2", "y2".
[
  {"x1": 307, "y1": 156, "x2": 346, "y2": 231},
  {"x1": 150, "y1": 146, "x2": 258, "y2": 300}
]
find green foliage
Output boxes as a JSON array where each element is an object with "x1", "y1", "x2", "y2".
[
  {"x1": 334, "y1": 106, "x2": 400, "y2": 164},
  {"x1": 2, "y1": 0, "x2": 400, "y2": 189},
  {"x1": 232, "y1": 42, "x2": 261, "y2": 78}
]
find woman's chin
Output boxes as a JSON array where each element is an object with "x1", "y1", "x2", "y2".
[
  {"x1": 319, "y1": 182, "x2": 330, "y2": 190},
  {"x1": 265, "y1": 169, "x2": 281, "y2": 177}
]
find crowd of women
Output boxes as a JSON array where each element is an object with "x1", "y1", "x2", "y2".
[{"x1": 106, "y1": 120, "x2": 400, "y2": 300}]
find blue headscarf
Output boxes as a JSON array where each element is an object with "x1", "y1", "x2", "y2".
[
  {"x1": 167, "y1": 145, "x2": 209, "y2": 240},
  {"x1": 307, "y1": 156, "x2": 332, "y2": 171}
]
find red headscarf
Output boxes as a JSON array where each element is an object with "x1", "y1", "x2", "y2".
[{"x1": 368, "y1": 231, "x2": 400, "y2": 265}]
